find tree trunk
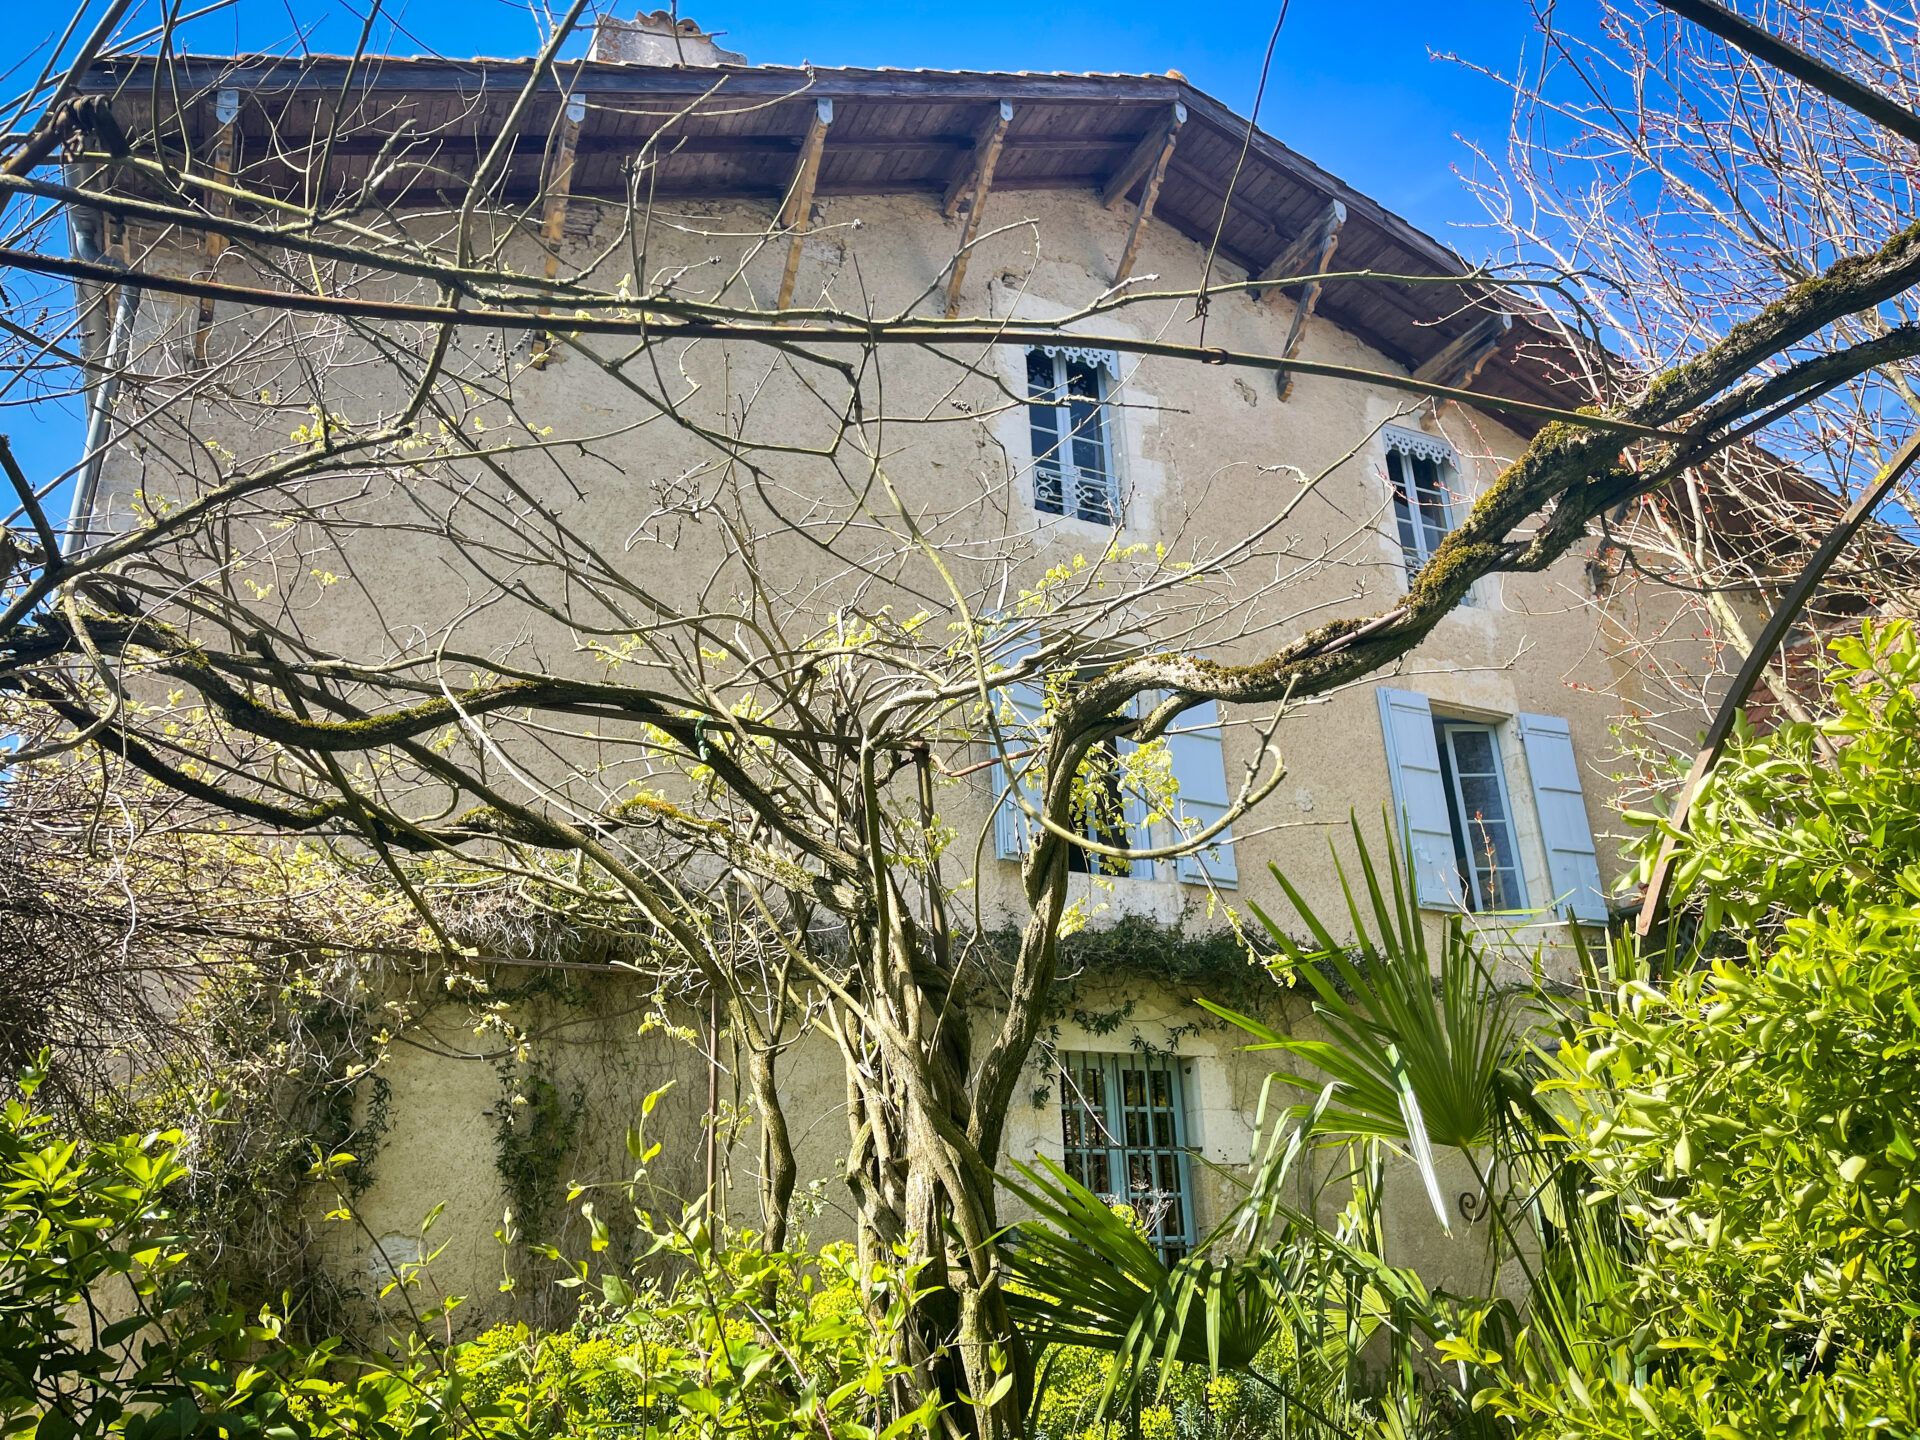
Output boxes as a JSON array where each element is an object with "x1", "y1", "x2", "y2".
[
  {"x1": 830, "y1": 916, "x2": 1033, "y2": 1440},
  {"x1": 744, "y1": 1034, "x2": 796, "y2": 1251}
]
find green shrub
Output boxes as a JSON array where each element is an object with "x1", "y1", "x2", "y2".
[
  {"x1": 0, "y1": 1060, "x2": 943, "y2": 1440},
  {"x1": 446, "y1": 1160, "x2": 943, "y2": 1440},
  {"x1": 1031, "y1": 1338, "x2": 1300, "y2": 1440},
  {"x1": 0, "y1": 1056, "x2": 468, "y2": 1440},
  {"x1": 1480, "y1": 620, "x2": 1920, "y2": 1435}
]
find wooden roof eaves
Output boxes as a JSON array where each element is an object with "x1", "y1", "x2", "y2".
[
  {"x1": 74, "y1": 52, "x2": 1578, "y2": 429},
  {"x1": 77, "y1": 54, "x2": 1191, "y2": 106},
  {"x1": 78, "y1": 55, "x2": 1468, "y2": 272}
]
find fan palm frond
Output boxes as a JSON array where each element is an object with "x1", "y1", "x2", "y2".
[{"x1": 1204, "y1": 817, "x2": 1539, "y2": 1229}]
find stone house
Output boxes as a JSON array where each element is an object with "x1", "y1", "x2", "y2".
[{"x1": 64, "y1": 11, "x2": 1737, "y2": 1314}]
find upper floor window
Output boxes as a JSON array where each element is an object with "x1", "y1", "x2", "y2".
[
  {"x1": 1377, "y1": 688, "x2": 1609, "y2": 922},
  {"x1": 1383, "y1": 427, "x2": 1472, "y2": 600},
  {"x1": 993, "y1": 666, "x2": 1155, "y2": 879},
  {"x1": 1432, "y1": 716, "x2": 1524, "y2": 911},
  {"x1": 991, "y1": 647, "x2": 1237, "y2": 888},
  {"x1": 1026, "y1": 346, "x2": 1121, "y2": 525},
  {"x1": 1065, "y1": 733, "x2": 1136, "y2": 878}
]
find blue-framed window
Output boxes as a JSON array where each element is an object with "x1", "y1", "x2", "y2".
[
  {"x1": 1064, "y1": 736, "x2": 1136, "y2": 877},
  {"x1": 992, "y1": 665, "x2": 1235, "y2": 887},
  {"x1": 1378, "y1": 688, "x2": 1608, "y2": 921},
  {"x1": 1059, "y1": 1050, "x2": 1196, "y2": 1261}
]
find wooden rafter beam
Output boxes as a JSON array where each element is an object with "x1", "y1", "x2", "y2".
[
  {"x1": 1252, "y1": 199, "x2": 1346, "y2": 302},
  {"x1": 1261, "y1": 201, "x2": 1347, "y2": 401},
  {"x1": 943, "y1": 100, "x2": 1014, "y2": 219},
  {"x1": 1411, "y1": 311, "x2": 1514, "y2": 390},
  {"x1": 1110, "y1": 101, "x2": 1185, "y2": 286},
  {"x1": 1099, "y1": 103, "x2": 1184, "y2": 209},
  {"x1": 530, "y1": 92, "x2": 586, "y2": 369},
  {"x1": 193, "y1": 88, "x2": 239, "y2": 358},
  {"x1": 942, "y1": 100, "x2": 1012, "y2": 318},
  {"x1": 776, "y1": 98, "x2": 833, "y2": 312}
]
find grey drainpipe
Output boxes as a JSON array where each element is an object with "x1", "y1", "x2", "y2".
[{"x1": 65, "y1": 195, "x2": 140, "y2": 554}]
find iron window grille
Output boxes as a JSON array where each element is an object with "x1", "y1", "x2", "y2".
[{"x1": 1058, "y1": 1049, "x2": 1196, "y2": 1261}]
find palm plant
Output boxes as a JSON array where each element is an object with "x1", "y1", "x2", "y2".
[
  {"x1": 1001, "y1": 1115, "x2": 1382, "y2": 1437},
  {"x1": 1001, "y1": 820, "x2": 1576, "y2": 1437},
  {"x1": 1205, "y1": 817, "x2": 1548, "y2": 1230}
]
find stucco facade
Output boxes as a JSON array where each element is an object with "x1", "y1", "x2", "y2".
[{"x1": 76, "y1": 43, "x2": 1725, "y2": 1320}]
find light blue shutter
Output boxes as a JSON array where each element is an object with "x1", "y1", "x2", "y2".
[
  {"x1": 1516, "y1": 713, "x2": 1608, "y2": 923},
  {"x1": 991, "y1": 632, "x2": 1046, "y2": 859},
  {"x1": 1169, "y1": 698, "x2": 1236, "y2": 887},
  {"x1": 1376, "y1": 688, "x2": 1461, "y2": 910}
]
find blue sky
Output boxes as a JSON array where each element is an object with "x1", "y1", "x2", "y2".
[{"x1": 3, "y1": 0, "x2": 1568, "y2": 508}]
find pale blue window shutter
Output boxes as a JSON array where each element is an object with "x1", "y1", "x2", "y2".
[
  {"x1": 1169, "y1": 698, "x2": 1236, "y2": 887},
  {"x1": 1516, "y1": 713, "x2": 1609, "y2": 923},
  {"x1": 1376, "y1": 688, "x2": 1462, "y2": 910},
  {"x1": 992, "y1": 633, "x2": 1046, "y2": 860}
]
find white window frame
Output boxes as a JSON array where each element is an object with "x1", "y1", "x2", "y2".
[
  {"x1": 1382, "y1": 426, "x2": 1476, "y2": 605},
  {"x1": 1431, "y1": 715, "x2": 1528, "y2": 913},
  {"x1": 1057, "y1": 1049, "x2": 1197, "y2": 1262},
  {"x1": 1025, "y1": 344, "x2": 1123, "y2": 526}
]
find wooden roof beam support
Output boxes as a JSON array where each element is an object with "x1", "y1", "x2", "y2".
[
  {"x1": 1099, "y1": 102, "x2": 1184, "y2": 209},
  {"x1": 530, "y1": 92, "x2": 587, "y2": 368},
  {"x1": 1109, "y1": 101, "x2": 1185, "y2": 286},
  {"x1": 1251, "y1": 199, "x2": 1346, "y2": 303},
  {"x1": 776, "y1": 98, "x2": 833, "y2": 312},
  {"x1": 1411, "y1": 311, "x2": 1514, "y2": 390},
  {"x1": 942, "y1": 100, "x2": 1014, "y2": 218},
  {"x1": 1170, "y1": 157, "x2": 1468, "y2": 332},
  {"x1": 942, "y1": 99, "x2": 1013, "y2": 318},
  {"x1": 1258, "y1": 201, "x2": 1347, "y2": 401},
  {"x1": 193, "y1": 88, "x2": 240, "y2": 359}
]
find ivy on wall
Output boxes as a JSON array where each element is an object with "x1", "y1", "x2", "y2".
[
  {"x1": 115, "y1": 958, "x2": 397, "y2": 1337},
  {"x1": 489, "y1": 1057, "x2": 587, "y2": 1251},
  {"x1": 979, "y1": 914, "x2": 1292, "y2": 1028}
]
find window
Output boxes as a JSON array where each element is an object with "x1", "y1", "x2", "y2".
[
  {"x1": 1377, "y1": 688, "x2": 1609, "y2": 921},
  {"x1": 1027, "y1": 346, "x2": 1121, "y2": 524},
  {"x1": 1432, "y1": 718, "x2": 1523, "y2": 911},
  {"x1": 1065, "y1": 736, "x2": 1135, "y2": 877},
  {"x1": 1058, "y1": 1050, "x2": 1195, "y2": 1262},
  {"x1": 991, "y1": 666, "x2": 1236, "y2": 887},
  {"x1": 994, "y1": 678, "x2": 1152, "y2": 878},
  {"x1": 1383, "y1": 427, "x2": 1473, "y2": 602}
]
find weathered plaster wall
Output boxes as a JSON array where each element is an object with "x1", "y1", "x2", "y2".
[{"x1": 89, "y1": 175, "x2": 1719, "y2": 1320}]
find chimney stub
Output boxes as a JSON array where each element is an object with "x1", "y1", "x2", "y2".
[{"x1": 588, "y1": 11, "x2": 745, "y2": 66}]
